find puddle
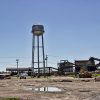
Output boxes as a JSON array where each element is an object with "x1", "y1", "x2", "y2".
[
  {"x1": 23, "y1": 87, "x2": 32, "y2": 90},
  {"x1": 33, "y1": 87, "x2": 63, "y2": 92}
]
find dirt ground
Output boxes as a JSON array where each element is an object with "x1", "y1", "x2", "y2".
[{"x1": 0, "y1": 76, "x2": 100, "y2": 100}]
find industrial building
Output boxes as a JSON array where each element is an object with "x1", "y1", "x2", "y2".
[
  {"x1": 6, "y1": 67, "x2": 31, "y2": 73},
  {"x1": 6, "y1": 67, "x2": 58, "y2": 76},
  {"x1": 6, "y1": 57, "x2": 100, "y2": 77},
  {"x1": 0, "y1": 73, "x2": 11, "y2": 79},
  {"x1": 75, "y1": 60, "x2": 96, "y2": 72},
  {"x1": 58, "y1": 60, "x2": 74, "y2": 75},
  {"x1": 57, "y1": 57, "x2": 100, "y2": 75},
  {"x1": 75, "y1": 57, "x2": 100, "y2": 72}
]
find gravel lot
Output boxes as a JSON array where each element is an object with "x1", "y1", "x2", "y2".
[{"x1": 0, "y1": 76, "x2": 100, "y2": 100}]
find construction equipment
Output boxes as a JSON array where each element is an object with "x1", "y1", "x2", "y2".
[{"x1": 89, "y1": 57, "x2": 100, "y2": 68}]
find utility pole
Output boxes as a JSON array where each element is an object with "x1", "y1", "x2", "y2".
[
  {"x1": 45, "y1": 55, "x2": 48, "y2": 67},
  {"x1": 16, "y1": 59, "x2": 19, "y2": 78}
]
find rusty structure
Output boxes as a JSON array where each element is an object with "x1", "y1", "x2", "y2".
[
  {"x1": 58, "y1": 57, "x2": 100, "y2": 75},
  {"x1": 58, "y1": 60, "x2": 74, "y2": 75},
  {"x1": 75, "y1": 57, "x2": 100, "y2": 72}
]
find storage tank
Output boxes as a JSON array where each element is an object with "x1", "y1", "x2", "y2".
[{"x1": 32, "y1": 25, "x2": 44, "y2": 36}]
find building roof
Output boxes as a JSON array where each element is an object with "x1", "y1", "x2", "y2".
[
  {"x1": 0, "y1": 73, "x2": 10, "y2": 76},
  {"x1": 6, "y1": 67, "x2": 31, "y2": 71},
  {"x1": 75, "y1": 60, "x2": 94, "y2": 66},
  {"x1": 58, "y1": 60, "x2": 74, "y2": 68},
  {"x1": 6, "y1": 67, "x2": 58, "y2": 71}
]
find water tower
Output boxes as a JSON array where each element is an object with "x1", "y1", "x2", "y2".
[{"x1": 31, "y1": 25, "x2": 45, "y2": 77}]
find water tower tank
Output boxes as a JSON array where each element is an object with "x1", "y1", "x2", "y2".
[{"x1": 32, "y1": 25, "x2": 44, "y2": 36}]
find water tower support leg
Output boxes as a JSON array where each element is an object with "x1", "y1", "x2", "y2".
[
  {"x1": 32, "y1": 35, "x2": 35, "y2": 77},
  {"x1": 42, "y1": 35, "x2": 46, "y2": 77},
  {"x1": 37, "y1": 36, "x2": 40, "y2": 78}
]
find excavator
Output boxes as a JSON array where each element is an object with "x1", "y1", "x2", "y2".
[{"x1": 89, "y1": 57, "x2": 100, "y2": 69}]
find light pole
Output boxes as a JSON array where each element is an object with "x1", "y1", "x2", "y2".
[{"x1": 16, "y1": 59, "x2": 19, "y2": 78}]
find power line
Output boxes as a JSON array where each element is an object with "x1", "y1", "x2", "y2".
[
  {"x1": 0, "y1": 57, "x2": 31, "y2": 58},
  {"x1": 0, "y1": 54, "x2": 64, "y2": 58},
  {"x1": 47, "y1": 55, "x2": 65, "y2": 58}
]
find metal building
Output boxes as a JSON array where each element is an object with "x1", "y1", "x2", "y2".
[
  {"x1": 58, "y1": 60, "x2": 74, "y2": 75},
  {"x1": 75, "y1": 57, "x2": 98, "y2": 72},
  {"x1": 6, "y1": 67, "x2": 57, "y2": 76}
]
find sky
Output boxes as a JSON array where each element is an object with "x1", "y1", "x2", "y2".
[{"x1": 0, "y1": 0, "x2": 100, "y2": 71}]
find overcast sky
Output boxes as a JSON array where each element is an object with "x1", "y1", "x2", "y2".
[{"x1": 0, "y1": 0, "x2": 100, "y2": 71}]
